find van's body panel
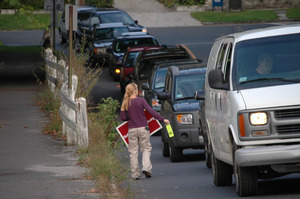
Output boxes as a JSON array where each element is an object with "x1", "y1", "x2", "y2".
[{"x1": 205, "y1": 24, "x2": 300, "y2": 196}]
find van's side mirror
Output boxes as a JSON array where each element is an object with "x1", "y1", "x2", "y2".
[
  {"x1": 142, "y1": 83, "x2": 150, "y2": 90},
  {"x1": 208, "y1": 69, "x2": 228, "y2": 90},
  {"x1": 195, "y1": 90, "x2": 205, "y2": 100},
  {"x1": 157, "y1": 92, "x2": 170, "y2": 100}
]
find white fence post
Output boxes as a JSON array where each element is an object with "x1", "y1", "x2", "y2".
[
  {"x1": 77, "y1": 97, "x2": 89, "y2": 148},
  {"x1": 45, "y1": 50, "x2": 89, "y2": 148}
]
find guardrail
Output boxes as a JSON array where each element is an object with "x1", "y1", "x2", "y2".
[{"x1": 44, "y1": 48, "x2": 88, "y2": 148}]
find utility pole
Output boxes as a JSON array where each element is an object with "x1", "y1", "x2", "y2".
[
  {"x1": 52, "y1": 0, "x2": 56, "y2": 50},
  {"x1": 68, "y1": 5, "x2": 73, "y2": 89}
]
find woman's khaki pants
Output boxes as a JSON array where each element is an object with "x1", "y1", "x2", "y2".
[{"x1": 128, "y1": 127, "x2": 152, "y2": 178}]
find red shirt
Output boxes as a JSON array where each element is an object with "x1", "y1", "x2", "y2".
[{"x1": 120, "y1": 97, "x2": 164, "y2": 129}]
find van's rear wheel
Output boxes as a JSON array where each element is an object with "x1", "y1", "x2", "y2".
[
  {"x1": 211, "y1": 144, "x2": 232, "y2": 186},
  {"x1": 169, "y1": 138, "x2": 183, "y2": 162},
  {"x1": 233, "y1": 143, "x2": 257, "y2": 196}
]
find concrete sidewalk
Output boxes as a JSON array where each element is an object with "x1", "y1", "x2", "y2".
[
  {"x1": 114, "y1": 0, "x2": 203, "y2": 27},
  {"x1": 0, "y1": 53, "x2": 99, "y2": 199}
]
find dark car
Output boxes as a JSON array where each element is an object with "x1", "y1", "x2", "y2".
[
  {"x1": 107, "y1": 32, "x2": 160, "y2": 80},
  {"x1": 129, "y1": 45, "x2": 194, "y2": 96},
  {"x1": 142, "y1": 59, "x2": 201, "y2": 113},
  {"x1": 120, "y1": 46, "x2": 162, "y2": 93},
  {"x1": 157, "y1": 62, "x2": 206, "y2": 162},
  {"x1": 87, "y1": 23, "x2": 129, "y2": 66},
  {"x1": 73, "y1": 8, "x2": 147, "y2": 50},
  {"x1": 58, "y1": 6, "x2": 95, "y2": 44}
]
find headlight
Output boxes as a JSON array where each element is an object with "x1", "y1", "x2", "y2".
[
  {"x1": 177, "y1": 114, "x2": 193, "y2": 125},
  {"x1": 250, "y1": 112, "x2": 267, "y2": 125},
  {"x1": 152, "y1": 99, "x2": 161, "y2": 107},
  {"x1": 142, "y1": 28, "x2": 147, "y2": 33},
  {"x1": 115, "y1": 68, "x2": 120, "y2": 74}
]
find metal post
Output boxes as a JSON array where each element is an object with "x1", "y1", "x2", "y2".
[
  {"x1": 68, "y1": 5, "x2": 73, "y2": 89},
  {"x1": 52, "y1": 0, "x2": 56, "y2": 50}
]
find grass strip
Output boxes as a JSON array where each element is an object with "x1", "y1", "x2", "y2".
[
  {"x1": 286, "y1": 7, "x2": 300, "y2": 19},
  {"x1": 191, "y1": 10, "x2": 278, "y2": 23},
  {"x1": 0, "y1": 13, "x2": 50, "y2": 30}
]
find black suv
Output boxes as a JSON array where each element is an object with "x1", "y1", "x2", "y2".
[
  {"x1": 58, "y1": 6, "x2": 95, "y2": 44},
  {"x1": 142, "y1": 59, "x2": 198, "y2": 113},
  {"x1": 74, "y1": 8, "x2": 147, "y2": 50},
  {"x1": 158, "y1": 62, "x2": 206, "y2": 162},
  {"x1": 87, "y1": 23, "x2": 129, "y2": 66},
  {"x1": 107, "y1": 32, "x2": 160, "y2": 80},
  {"x1": 129, "y1": 45, "x2": 193, "y2": 96}
]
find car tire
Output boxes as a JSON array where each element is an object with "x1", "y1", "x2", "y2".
[
  {"x1": 233, "y1": 142, "x2": 257, "y2": 196},
  {"x1": 161, "y1": 131, "x2": 170, "y2": 157},
  {"x1": 205, "y1": 137, "x2": 211, "y2": 168},
  {"x1": 169, "y1": 138, "x2": 183, "y2": 162},
  {"x1": 211, "y1": 144, "x2": 232, "y2": 186}
]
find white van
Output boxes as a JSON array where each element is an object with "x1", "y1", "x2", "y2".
[{"x1": 205, "y1": 24, "x2": 300, "y2": 196}]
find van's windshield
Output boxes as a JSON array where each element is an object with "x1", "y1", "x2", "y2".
[{"x1": 233, "y1": 33, "x2": 300, "y2": 90}]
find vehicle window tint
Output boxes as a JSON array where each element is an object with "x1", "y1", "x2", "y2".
[
  {"x1": 95, "y1": 27, "x2": 129, "y2": 40},
  {"x1": 233, "y1": 33, "x2": 300, "y2": 90},
  {"x1": 216, "y1": 43, "x2": 228, "y2": 69},
  {"x1": 139, "y1": 60, "x2": 153, "y2": 80},
  {"x1": 79, "y1": 13, "x2": 90, "y2": 26},
  {"x1": 125, "y1": 52, "x2": 139, "y2": 68},
  {"x1": 115, "y1": 38, "x2": 157, "y2": 53},
  {"x1": 99, "y1": 12, "x2": 134, "y2": 25},
  {"x1": 224, "y1": 43, "x2": 233, "y2": 84},
  {"x1": 90, "y1": 14, "x2": 100, "y2": 26},
  {"x1": 154, "y1": 70, "x2": 167, "y2": 89},
  {"x1": 175, "y1": 74, "x2": 206, "y2": 100}
]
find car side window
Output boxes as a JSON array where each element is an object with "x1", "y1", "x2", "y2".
[
  {"x1": 223, "y1": 43, "x2": 233, "y2": 84},
  {"x1": 215, "y1": 43, "x2": 228, "y2": 69},
  {"x1": 79, "y1": 13, "x2": 90, "y2": 26},
  {"x1": 90, "y1": 14, "x2": 99, "y2": 27}
]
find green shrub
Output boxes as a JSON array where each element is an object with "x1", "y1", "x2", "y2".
[
  {"x1": 85, "y1": 0, "x2": 113, "y2": 8},
  {"x1": 175, "y1": 0, "x2": 205, "y2": 6},
  {"x1": 157, "y1": 0, "x2": 205, "y2": 7}
]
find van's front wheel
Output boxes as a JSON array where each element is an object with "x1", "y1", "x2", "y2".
[
  {"x1": 233, "y1": 143, "x2": 257, "y2": 196},
  {"x1": 211, "y1": 144, "x2": 232, "y2": 186}
]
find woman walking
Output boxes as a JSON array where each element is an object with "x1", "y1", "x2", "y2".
[{"x1": 120, "y1": 83, "x2": 169, "y2": 180}]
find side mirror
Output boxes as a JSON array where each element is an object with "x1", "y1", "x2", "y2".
[
  {"x1": 195, "y1": 90, "x2": 205, "y2": 100},
  {"x1": 157, "y1": 92, "x2": 170, "y2": 100},
  {"x1": 134, "y1": 20, "x2": 139, "y2": 24},
  {"x1": 208, "y1": 69, "x2": 228, "y2": 90},
  {"x1": 142, "y1": 83, "x2": 150, "y2": 90},
  {"x1": 127, "y1": 73, "x2": 136, "y2": 80}
]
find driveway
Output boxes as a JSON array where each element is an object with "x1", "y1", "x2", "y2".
[{"x1": 114, "y1": 0, "x2": 203, "y2": 27}]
